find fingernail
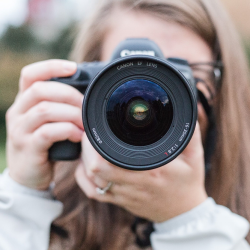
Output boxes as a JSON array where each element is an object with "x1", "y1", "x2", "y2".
[{"x1": 63, "y1": 61, "x2": 77, "y2": 72}]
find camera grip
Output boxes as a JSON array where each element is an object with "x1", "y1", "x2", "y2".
[
  {"x1": 47, "y1": 62, "x2": 107, "y2": 162},
  {"x1": 48, "y1": 140, "x2": 81, "y2": 161}
]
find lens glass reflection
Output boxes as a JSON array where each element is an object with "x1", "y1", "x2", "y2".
[{"x1": 106, "y1": 79, "x2": 173, "y2": 146}]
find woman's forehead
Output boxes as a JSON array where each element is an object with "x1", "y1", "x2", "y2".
[{"x1": 101, "y1": 10, "x2": 213, "y2": 63}]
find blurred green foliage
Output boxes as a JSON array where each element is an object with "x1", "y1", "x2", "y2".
[
  {"x1": 1, "y1": 25, "x2": 37, "y2": 52},
  {"x1": 0, "y1": 110, "x2": 6, "y2": 173},
  {"x1": 0, "y1": 144, "x2": 6, "y2": 173},
  {"x1": 0, "y1": 23, "x2": 74, "y2": 172},
  {"x1": 49, "y1": 24, "x2": 77, "y2": 60}
]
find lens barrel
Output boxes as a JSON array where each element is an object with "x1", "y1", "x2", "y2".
[{"x1": 83, "y1": 55, "x2": 197, "y2": 170}]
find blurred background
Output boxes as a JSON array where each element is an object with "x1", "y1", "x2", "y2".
[{"x1": 0, "y1": 0, "x2": 250, "y2": 173}]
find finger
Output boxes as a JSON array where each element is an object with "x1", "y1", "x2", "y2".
[
  {"x1": 86, "y1": 171, "x2": 111, "y2": 190},
  {"x1": 21, "y1": 101, "x2": 83, "y2": 132},
  {"x1": 81, "y1": 152, "x2": 148, "y2": 199},
  {"x1": 82, "y1": 133, "x2": 142, "y2": 184},
  {"x1": 32, "y1": 122, "x2": 83, "y2": 151},
  {"x1": 180, "y1": 122, "x2": 204, "y2": 167},
  {"x1": 19, "y1": 59, "x2": 77, "y2": 92},
  {"x1": 78, "y1": 150, "x2": 148, "y2": 208},
  {"x1": 75, "y1": 163, "x2": 114, "y2": 203},
  {"x1": 182, "y1": 122, "x2": 203, "y2": 156},
  {"x1": 13, "y1": 81, "x2": 83, "y2": 115}
]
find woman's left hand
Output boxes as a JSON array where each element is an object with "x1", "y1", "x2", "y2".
[{"x1": 75, "y1": 123, "x2": 207, "y2": 222}]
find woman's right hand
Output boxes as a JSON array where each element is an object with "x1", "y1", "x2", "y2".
[{"x1": 6, "y1": 60, "x2": 84, "y2": 190}]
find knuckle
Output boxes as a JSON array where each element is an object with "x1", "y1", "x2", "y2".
[
  {"x1": 36, "y1": 101, "x2": 50, "y2": 118},
  {"x1": 135, "y1": 183, "x2": 144, "y2": 192},
  {"x1": 8, "y1": 126, "x2": 24, "y2": 149},
  {"x1": 149, "y1": 168, "x2": 162, "y2": 178},
  {"x1": 85, "y1": 168, "x2": 95, "y2": 181},
  {"x1": 85, "y1": 189, "x2": 96, "y2": 199},
  {"x1": 29, "y1": 81, "x2": 43, "y2": 98},
  {"x1": 66, "y1": 123, "x2": 77, "y2": 135},
  {"x1": 5, "y1": 106, "x2": 13, "y2": 123},
  {"x1": 36, "y1": 126, "x2": 50, "y2": 142},
  {"x1": 46, "y1": 59, "x2": 61, "y2": 73},
  {"x1": 67, "y1": 109, "x2": 80, "y2": 125},
  {"x1": 64, "y1": 88, "x2": 78, "y2": 101},
  {"x1": 86, "y1": 157, "x2": 102, "y2": 174},
  {"x1": 20, "y1": 65, "x2": 31, "y2": 83},
  {"x1": 89, "y1": 162, "x2": 101, "y2": 174},
  {"x1": 74, "y1": 167, "x2": 81, "y2": 180}
]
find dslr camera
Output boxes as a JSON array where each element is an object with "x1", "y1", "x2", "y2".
[{"x1": 49, "y1": 38, "x2": 197, "y2": 170}]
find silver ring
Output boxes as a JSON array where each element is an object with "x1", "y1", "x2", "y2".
[{"x1": 96, "y1": 182, "x2": 113, "y2": 195}]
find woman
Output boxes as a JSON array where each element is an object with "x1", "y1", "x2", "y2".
[{"x1": 1, "y1": 0, "x2": 250, "y2": 249}]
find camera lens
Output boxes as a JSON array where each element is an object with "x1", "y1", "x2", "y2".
[
  {"x1": 106, "y1": 79, "x2": 173, "y2": 146},
  {"x1": 83, "y1": 56, "x2": 197, "y2": 170}
]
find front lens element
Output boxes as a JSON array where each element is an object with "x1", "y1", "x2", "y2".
[
  {"x1": 127, "y1": 99, "x2": 150, "y2": 126},
  {"x1": 106, "y1": 79, "x2": 173, "y2": 146}
]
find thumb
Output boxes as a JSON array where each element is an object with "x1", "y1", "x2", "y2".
[{"x1": 181, "y1": 122, "x2": 204, "y2": 165}]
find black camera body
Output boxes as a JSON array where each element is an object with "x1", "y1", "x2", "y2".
[{"x1": 49, "y1": 38, "x2": 197, "y2": 170}]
